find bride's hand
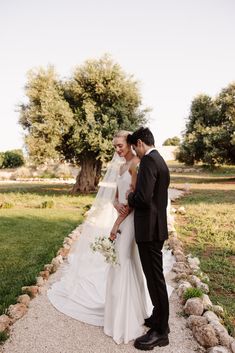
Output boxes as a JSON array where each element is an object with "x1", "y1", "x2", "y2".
[
  {"x1": 109, "y1": 224, "x2": 118, "y2": 241},
  {"x1": 115, "y1": 203, "x2": 128, "y2": 215},
  {"x1": 109, "y1": 232, "x2": 117, "y2": 241},
  {"x1": 120, "y1": 204, "x2": 130, "y2": 216}
]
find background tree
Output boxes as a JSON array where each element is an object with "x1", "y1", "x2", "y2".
[
  {"x1": 177, "y1": 84, "x2": 235, "y2": 166},
  {"x1": 0, "y1": 150, "x2": 25, "y2": 168},
  {"x1": 19, "y1": 56, "x2": 148, "y2": 192},
  {"x1": 59, "y1": 55, "x2": 148, "y2": 192},
  {"x1": 213, "y1": 82, "x2": 235, "y2": 164},
  {"x1": 177, "y1": 94, "x2": 217, "y2": 165},
  {"x1": 0, "y1": 152, "x2": 4, "y2": 168},
  {"x1": 163, "y1": 136, "x2": 180, "y2": 146},
  {"x1": 19, "y1": 66, "x2": 74, "y2": 164}
]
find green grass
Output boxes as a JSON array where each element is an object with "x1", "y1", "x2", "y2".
[
  {"x1": 0, "y1": 330, "x2": 9, "y2": 344},
  {"x1": 169, "y1": 163, "x2": 235, "y2": 336},
  {"x1": 183, "y1": 287, "x2": 203, "y2": 301},
  {"x1": 0, "y1": 182, "x2": 94, "y2": 315}
]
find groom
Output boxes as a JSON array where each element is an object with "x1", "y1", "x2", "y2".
[{"x1": 127, "y1": 127, "x2": 170, "y2": 350}]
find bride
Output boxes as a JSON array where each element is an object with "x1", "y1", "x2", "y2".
[{"x1": 47, "y1": 130, "x2": 173, "y2": 344}]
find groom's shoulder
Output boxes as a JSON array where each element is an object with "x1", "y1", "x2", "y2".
[
  {"x1": 151, "y1": 149, "x2": 166, "y2": 161},
  {"x1": 148, "y1": 150, "x2": 169, "y2": 170},
  {"x1": 147, "y1": 149, "x2": 161, "y2": 161}
]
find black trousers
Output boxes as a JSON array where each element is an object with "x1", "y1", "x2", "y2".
[{"x1": 137, "y1": 240, "x2": 169, "y2": 334}]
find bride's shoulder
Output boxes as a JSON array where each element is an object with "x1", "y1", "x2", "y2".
[{"x1": 129, "y1": 156, "x2": 140, "y2": 172}]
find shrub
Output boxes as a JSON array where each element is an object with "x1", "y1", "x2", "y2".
[
  {"x1": 183, "y1": 287, "x2": 203, "y2": 301},
  {"x1": 39, "y1": 171, "x2": 57, "y2": 179},
  {"x1": 1, "y1": 150, "x2": 25, "y2": 168},
  {"x1": 0, "y1": 202, "x2": 14, "y2": 209},
  {"x1": 41, "y1": 200, "x2": 54, "y2": 208},
  {"x1": 163, "y1": 136, "x2": 180, "y2": 146}
]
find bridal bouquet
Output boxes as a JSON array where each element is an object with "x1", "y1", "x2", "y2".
[{"x1": 90, "y1": 236, "x2": 118, "y2": 266}]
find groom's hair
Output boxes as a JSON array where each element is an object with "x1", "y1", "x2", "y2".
[{"x1": 127, "y1": 127, "x2": 155, "y2": 146}]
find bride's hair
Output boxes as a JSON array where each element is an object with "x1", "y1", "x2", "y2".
[{"x1": 113, "y1": 130, "x2": 132, "y2": 141}]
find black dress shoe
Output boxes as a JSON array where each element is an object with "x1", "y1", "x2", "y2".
[
  {"x1": 134, "y1": 328, "x2": 169, "y2": 350},
  {"x1": 144, "y1": 318, "x2": 170, "y2": 334}
]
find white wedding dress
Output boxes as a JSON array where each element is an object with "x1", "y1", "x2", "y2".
[
  {"x1": 47, "y1": 167, "x2": 174, "y2": 344},
  {"x1": 104, "y1": 170, "x2": 151, "y2": 343}
]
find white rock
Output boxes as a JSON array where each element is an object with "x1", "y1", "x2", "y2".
[
  {"x1": 63, "y1": 237, "x2": 73, "y2": 245},
  {"x1": 190, "y1": 275, "x2": 209, "y2": 293},
  {"x1": 203, "y1": 311, "x2": 220, "y2": 323},
  {"x1": 190, "y1": 275, "x2": 200, "y2": 286},
  {"x1": 202, "y1": 294, "x2": 213, "y2": 310},
  {"x1": 175, "y1": 253, "x2": 187, "y2": 263},
  {"x1": 8, "y1": 303, "x2": 28, "y2": 322},
  {"x1": 193, "y1": 324, "x2": 219, "y2": 348},
  {"x1": 184, "y1": 297, "x2": 204, "y2": 316},
  {"x1": 188, "y1": 256, "x2": 200, "y2": 270},
  {"x1": 230, "y1": 339, "x2": 235, "y2": 353},
  {"x1": 17, "y1": 294, "x2": 31, "y2": 307},
  {"x1": 198, "y1": 282, "x2": 210, "y2": 293},
  {"x1": 70, "y1": 233, "x2": 78, "y2": 240},
  {"x1": 21, "y1": 285, "x2": 39, "y2": 298},
  {"x1": 0, "y1": 314, "x2": 11, "y2": 332},
  {"x1": 187, "y1": 315, "x2": 208, "y2": 329},
  {"x1": 207, "y1": 346, "x2": 231, "y2": 353},
  {"x1": 188, "y1": 255, "x2": 200, "y2": 265},
  {"x1": 174, "y1": 273, "x2": 189, "y2": 282},
  {"x1": 177, "y1": 281, "x2": 192, "y2": 299},
  {"x1": 174, "y1": 249, "x2": 185, "y2": 257},
  {"x1": 44, "y1": 263, "x2": 53, "y2": 273},
  {"x1": 36, "y1": 276, "x2": 44, "y2": 287},
  {"x1": 209, "y1": 321, "x2": 232, "y2": 347},
  {"x1": 63, "y1": 243, "x2": 71, "y2": 250},
  {"x1": 52, "y1": 255, "x2": 63, "y2": 264},
  {"x1": 51, "y1": 255, "x2": 63, "y2": 272},
  {"x1": 172, "y1": 262, "x2": 191, "y2": 274}
]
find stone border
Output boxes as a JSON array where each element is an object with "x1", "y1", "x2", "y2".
[
  {"x1": 168, "y1": 205, "x2": 235, "y2": 353},
  {"x1": 1, "y1": 190, "x2": 234, "y2": 353}
]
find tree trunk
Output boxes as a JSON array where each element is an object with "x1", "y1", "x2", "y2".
[{"x1": 71, "y1": 156, "x2": 102, "y2": 193}]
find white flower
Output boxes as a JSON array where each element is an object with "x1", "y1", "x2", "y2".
[{"x1": 90, "y1": 236, "x2": 119, "y2": 266}]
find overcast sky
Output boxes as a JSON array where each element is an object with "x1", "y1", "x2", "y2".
[{"x1": 0, "y1": 0, "x2": 234, "y2": 151}]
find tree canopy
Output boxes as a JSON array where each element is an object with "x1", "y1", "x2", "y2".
[
  {"x1": 19, "y1": 66, "x2": 74, "y2": 164},
  {"x1": 163, "y1": 136, "x2": 180, "y2": 146},
  {"x1": 19, "y1": 56, "x2": 149, "y2": 191},
  {"x1": 0, "y1": 150, "x2": 25, "y2": 168},
  {"x1": 177, "y1": 83, "x2": 235, "y2": 166}
]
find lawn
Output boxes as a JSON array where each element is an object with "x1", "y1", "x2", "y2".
[
  {"x1": 0, "y1": 182, "x2": 94, "y2": 316},
  {"x1": 1, "y1": 166, "x2": 235, "y2": 337},
  {"x1": 169, "y1": 163, "x2": 235, "y2": 335}
]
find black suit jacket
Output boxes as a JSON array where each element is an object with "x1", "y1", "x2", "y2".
[{"x1": 128, "y1": 150, "x2": 170, "y2": 242}]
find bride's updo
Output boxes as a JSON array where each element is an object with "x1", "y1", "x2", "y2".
[{"x1": 113, "y1": 130, "x2": 132, "y2": 141}]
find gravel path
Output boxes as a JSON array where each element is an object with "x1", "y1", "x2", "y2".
[{"x1": 1, "y1": 188, "x2": 205, "y2": 353}]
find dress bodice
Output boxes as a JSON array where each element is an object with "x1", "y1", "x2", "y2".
[{"x1": 117, "y1": 170, "x2": 131, "y2": 205}]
